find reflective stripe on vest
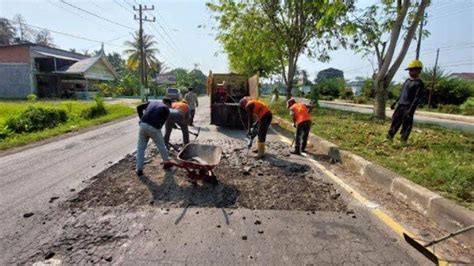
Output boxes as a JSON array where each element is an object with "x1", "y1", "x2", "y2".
[
  {"x1": 172, "y1": 102, "x2": 189, "y2": 114},
  {"x1": 290, "y1": 103, "x2": 311, "y2": 125},
  {"x1": 248, "y1": 100, "x2": 270, "y2": 121}
]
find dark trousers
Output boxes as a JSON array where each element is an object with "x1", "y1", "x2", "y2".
[
  {"x1": 295, "y1": 120, "x2": 311, "y2": 152},
  {"x1": 388, "y1": 104, "x2": 414, "y2": 141},
  {"x1": 258, "y1": 112, "x2": 273, "y2": 143},
  {"x1": 189, "y1": 109, "x2": 195, "y2": 125}
]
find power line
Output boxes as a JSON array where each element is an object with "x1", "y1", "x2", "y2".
[
  {"x1": 59, "y1": 0, "x2": 135, "y2": 30},
  {"x1": 6, "y1": 18, "x2": 128, "y2": 49}
]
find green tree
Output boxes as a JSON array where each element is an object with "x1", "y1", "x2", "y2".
[
  {"x1": 347, "y1": 0, "x2": 430, "y2": 119},
  {"x1": 107, "y1": 52, "x2": 126, "y2": 75},
  {"x1": 420, "y1": 66, "x2": 448, "y2": 107},
  {"x1": 0, "y1": 18, "x2": 16, "y2": 45},
  {"x1": 123, "y1": 31, "x2": 161, "y2": 82},
  {"x1": 207, "y1": 1, "x2": 280, "y2": 77},
  {"x1": 316, "y1": 77, "x2": 346, "y2": 98},
  {"x1": 208, "y1": 0, "x2": 352, "y2": 99}
]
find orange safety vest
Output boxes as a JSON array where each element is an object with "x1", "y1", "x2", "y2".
[
  {"x1": 247, "y1": 100, "x2": 270, "y2": 121},
  {"x1": 172, "y1": 102, "x2": 189, "y2": 114},
  {"x1": 290, "y1": 103, "x2": 311, "y2": 125}
]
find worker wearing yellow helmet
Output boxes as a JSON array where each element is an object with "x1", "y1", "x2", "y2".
[{"x1": 387, "y1": 59, "x2": 425, "y2": 144}]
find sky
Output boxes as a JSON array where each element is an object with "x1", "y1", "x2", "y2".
[{"x1": 1, "y1": 0, "x2": 473, "y2": 82}]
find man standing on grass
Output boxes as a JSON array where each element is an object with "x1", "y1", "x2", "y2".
[
  {"x1": 387, "y1": 59, "x2": 425, "y2": 144},
  {"x1": 287, "y1": 98, "x2": 312, "y2": 155},
  {"x1": 184, "y1": 87, "x2": 199, "y2": 126},
  {"x1": 136, "y1": 97, "x2": 173, "y2": 176},
  {"x1": 164, "y1": 100, "x2": 190, "y2": 148}
]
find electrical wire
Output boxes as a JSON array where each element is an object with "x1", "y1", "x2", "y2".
[
  {"x1": 59, "y1": 0, "x2": 135, "y2": 30},
  {"x1": 6, "y1": 18, "x2": 128, "y2": 49}
]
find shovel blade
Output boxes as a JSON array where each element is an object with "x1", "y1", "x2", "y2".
[{"x1": 403, "y1": 233, "x2": 438, "y2": 265}]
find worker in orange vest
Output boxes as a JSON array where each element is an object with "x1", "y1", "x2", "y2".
[
  {"x1": 164, "y1": 100, "x2": 190, "y2": 147},
  {"x1": 287, "y1": 98, "x2": 312, "y2": 155},
  {"x1": 239, "y1": 97, "x2": 273, "y2": 158}
]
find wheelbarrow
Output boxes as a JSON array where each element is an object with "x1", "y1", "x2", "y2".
[{"x1": 169, "y1": 143, "x2": 223, "y2": 185}]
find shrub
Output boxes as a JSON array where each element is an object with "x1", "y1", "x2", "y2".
[
  {"x1": 27, "y1": 93, "x2": 37, "y2": 102},
  {"x1": 460, "y1": 97, "x2": 474, "y2": 115},
  {"x1": 6, "y1": 106, "x2": 68, "y2": 133},
  {"x1": 308, "y1": 85, "x2": 319, "y2": 106},
  {"x1": 438, "y1": 104, "x2": 461, "y2": 114},
  {"x1": 315, "y1": 77, "x2": 345, "y2": 98},
  {"x1": 340, "y1": 88, "x2": 354, "y2": 100},
  {"x1": 354, "y1": 96, "x2": 368, "y2": 104},
  {"x1": 80, "y1": 94, "x2": 107, "y2": 119},
  {"x1": 430, "y1": 78, "x2": 473, "y2": 106},
  {"x1": 320, "y1": 95, "x2": 334, "y2": 101},
  {"x1": 0, "y1": 126, "x2": 13, "y2": 140}
]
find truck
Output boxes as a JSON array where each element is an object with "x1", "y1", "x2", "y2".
[{"x1": 207, "y1": 72, "x2": 259, "y2": 128}]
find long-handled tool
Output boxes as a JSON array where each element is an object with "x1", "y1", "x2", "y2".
[
  {"x1": 174, "y1": 125, "x2": 201, "y2": 141},
  {"x1": 246, "y1": 123, "x2": 258, "y2": 155},
  {"x1": 403, "y1": 225, "x2": 474, "y2": 264}
]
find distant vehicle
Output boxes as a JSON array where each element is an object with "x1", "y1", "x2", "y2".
[{"x1": 165, "y1": 87, "x2": 181, "y2": 101}]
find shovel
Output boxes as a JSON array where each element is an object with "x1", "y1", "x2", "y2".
[
  {"x1": 174, "y1": 125, "x2": 201, "y2": 141},
  {"x1": 403, "y1": 225, "x2": 474, "y2": 264}
]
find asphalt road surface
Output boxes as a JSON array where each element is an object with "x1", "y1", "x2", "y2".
[
  {"x1": 0, "y1": 97, "x2": 430, "y2": 264},
  {"x1": 317, "y1": 100, "x2": 474, "y2": 133}
]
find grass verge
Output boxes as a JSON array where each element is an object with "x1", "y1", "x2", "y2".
[
  {"x1": 0, "y1": 101, "x2": 135, "y2": 150},
  {"x1": 267, "y1": 98, "x2": 473, "y2": 210}
]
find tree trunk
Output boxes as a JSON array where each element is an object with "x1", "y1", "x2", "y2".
[
  {"x1": 285, "y1": 55, "x2": 297, "y2": 100},
  {"x1": 373, "y1": 78, "x2": 387, "y2": 119}
]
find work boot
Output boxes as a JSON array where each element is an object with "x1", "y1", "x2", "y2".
[
  {"x1": 257, "y1": 142, "x2": 265, "y2": 159},
  {"x1": 290, "y1": 149, "x2": 301, "y2": 155},
  {"x1": 252, "y1": 140, "x2": 259, "y2": 153}
]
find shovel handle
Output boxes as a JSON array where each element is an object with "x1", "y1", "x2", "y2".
[{"x1": 425, "y1": 225, "x2": 474, "y2": 247}]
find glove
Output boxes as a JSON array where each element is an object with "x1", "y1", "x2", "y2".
[{"x1": 390, "y1": 103, "x2": 396, "y2": 110}]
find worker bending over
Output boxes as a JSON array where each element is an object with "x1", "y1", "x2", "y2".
[
  {"x1": 239, "y1": 97, "x2": 273, "y2": 159},
  {"x1": 136, "y1": 98, "x2": 173, "y2": 176},
  {"x1": 164, "y1": 100, "x2": 190, "y2": 147},
  {"x1": 387, "y1": 59, "x2": 425, "y2": 144},
  {"x1": 287, "y1": 98, "x2": 312, "y2": 155}
]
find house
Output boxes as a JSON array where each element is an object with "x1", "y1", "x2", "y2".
[
  {"x1": 451, "y1": 72, "x2": 474, "y2": 81},
  {"x1": 0, "y1": 43, "x2": 117, "y2": 99}
]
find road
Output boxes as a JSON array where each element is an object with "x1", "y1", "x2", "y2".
[
  {"x1": 1, "y1": 97, "x2": 430, "y2": 264},
  {"x1": 295, "y1": 98, "x2": 473, "y2": 133},
  {"x1": 317, "y1": 100, "x2": 474, "y2": 133},
  {"x1": 0, "y1": 117, "x2": 138, "y2": 232}
]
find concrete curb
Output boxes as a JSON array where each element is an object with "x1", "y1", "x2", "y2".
[{"x1": 272, "y1": 115, "x2": 474, "y2": 245}]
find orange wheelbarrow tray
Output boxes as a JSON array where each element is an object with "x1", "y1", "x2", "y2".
[{"x1": 168, "y1": 143, "x2": 223, "y2": 184}]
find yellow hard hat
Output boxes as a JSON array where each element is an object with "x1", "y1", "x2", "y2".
[{"x1": 406, "y1": 59, "x2": 423, "y2": 70}]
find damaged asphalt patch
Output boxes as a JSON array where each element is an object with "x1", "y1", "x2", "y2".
[{"x1": 68, "y1": 139, "x2": 347, "y2": 212}]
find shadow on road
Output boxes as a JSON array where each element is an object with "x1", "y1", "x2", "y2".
[{"x1": 138, "y1": 171, "x2": 240, "y2": 209}]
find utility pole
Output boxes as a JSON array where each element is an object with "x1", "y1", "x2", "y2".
[
  {"x1": 416, "y1": 13, "x2": 427, "y2": 60},
  {"x1": 133, "y1": 4, "x2": 155, "y2": 102},
  {"x1": 428, "y1": 48, "x2": 439, "y2": 108}
]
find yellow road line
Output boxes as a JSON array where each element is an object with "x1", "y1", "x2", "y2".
[{"x1": 272, "y1": 129, "x2": 448, "y2": 265}]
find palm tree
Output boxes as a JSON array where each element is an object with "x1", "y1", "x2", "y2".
[{"x1": 123, "y1": 31, "x2": 161, "y2": 84}]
